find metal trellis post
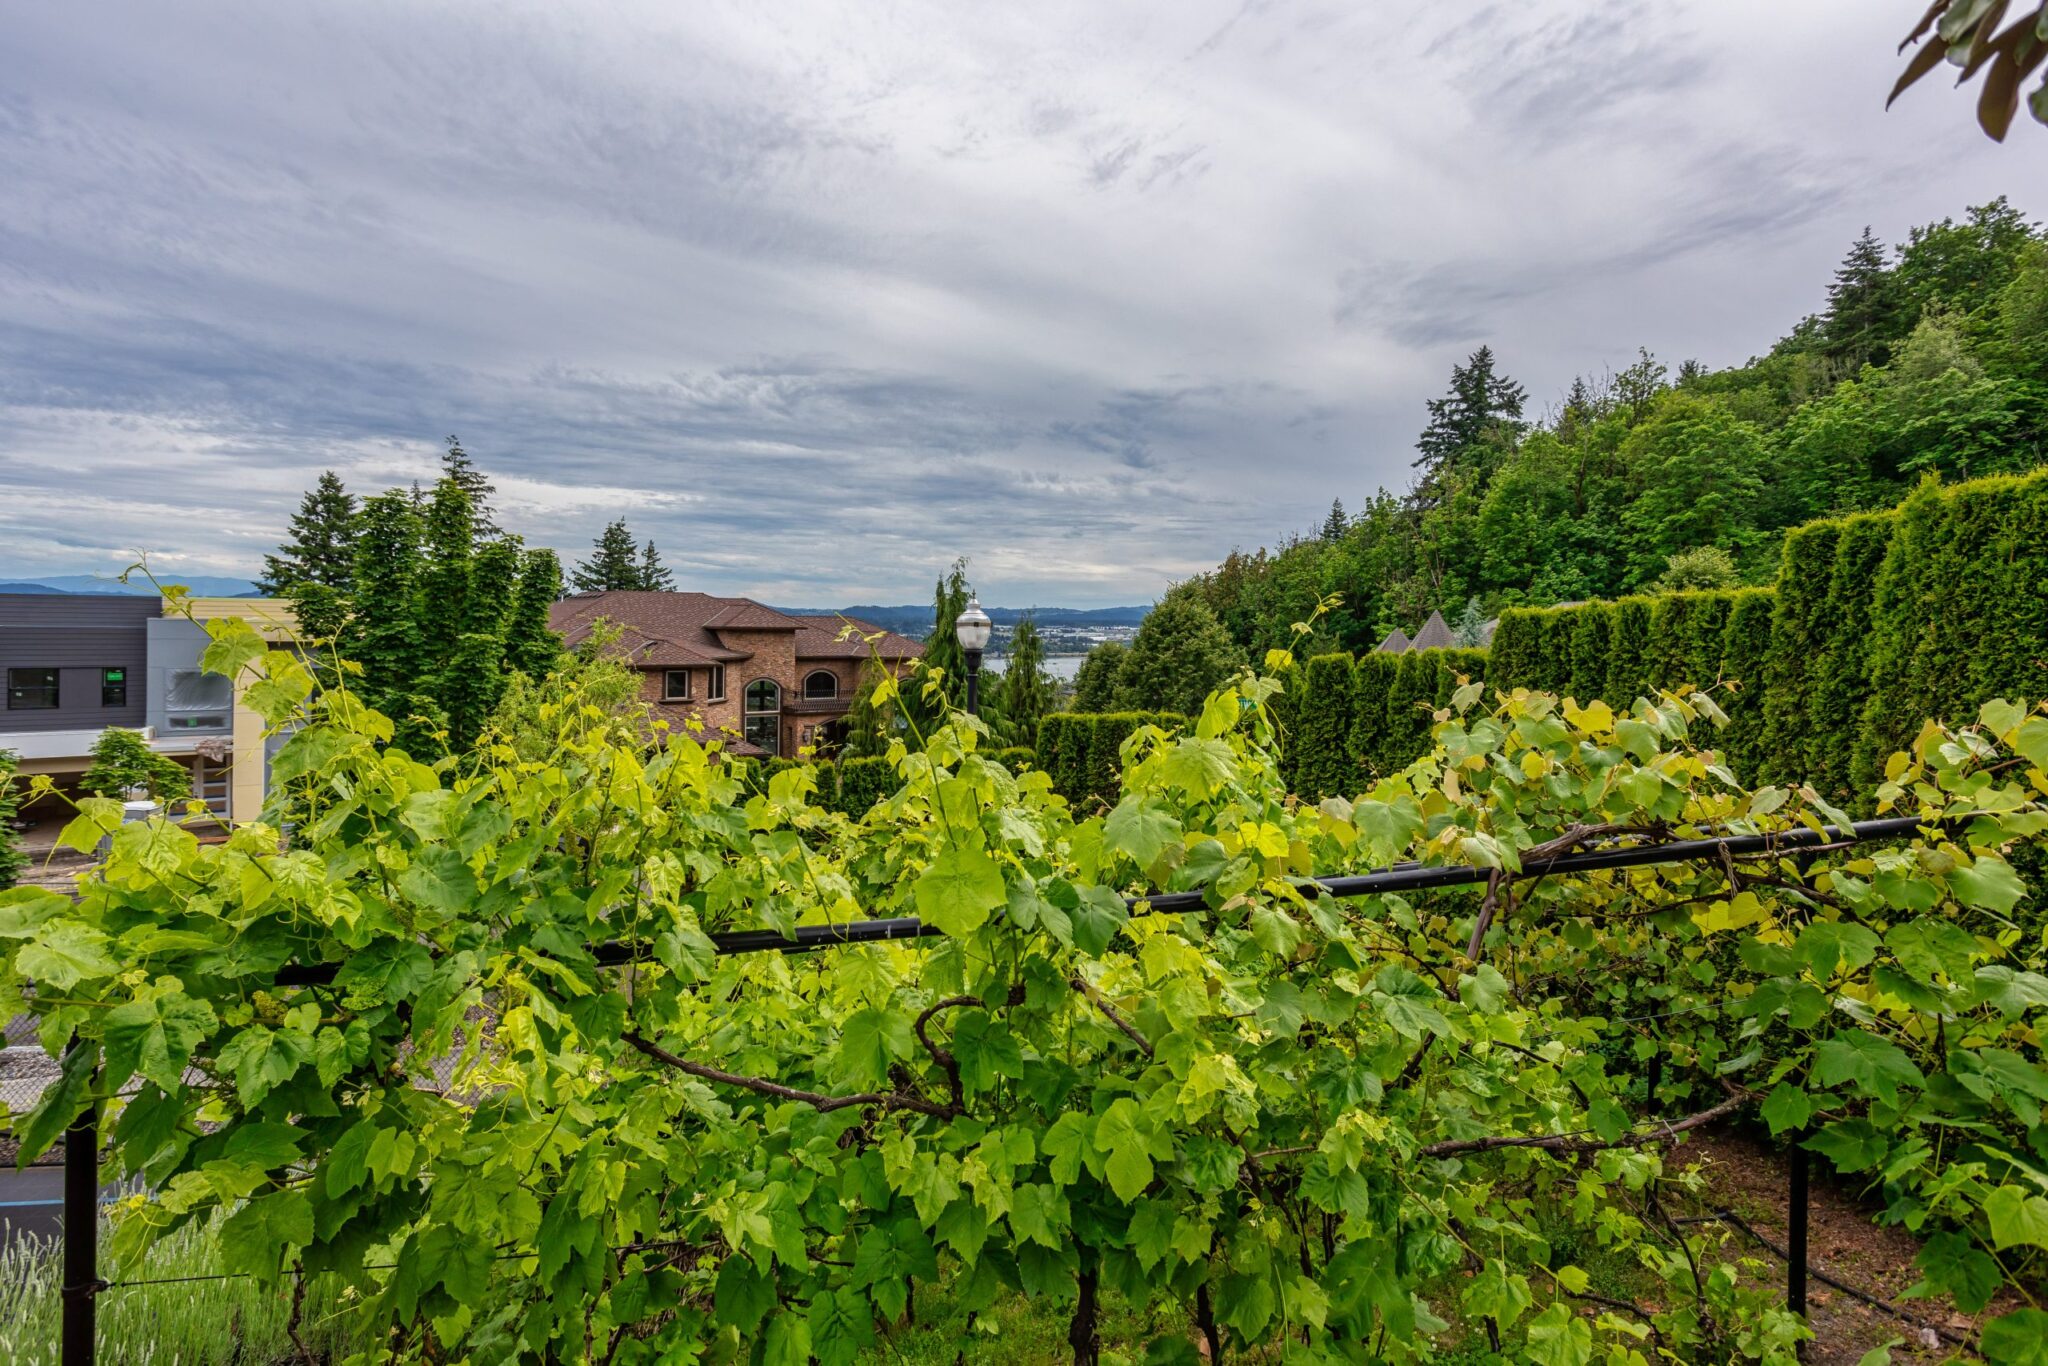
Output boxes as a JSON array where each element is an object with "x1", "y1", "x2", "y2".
[{"x1": 61, "y1": 1065, "x2": 99, "y2": 1366}]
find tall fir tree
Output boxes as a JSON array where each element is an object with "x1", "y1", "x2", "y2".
[
  {"x1": 1322, "y1": 498, "x2": 1348, "y2": 540},
  {"x1": 441, "y1": 436, "x2": 499, "y2": 540},
  {"x1": 1413, "y1": 345, "x2": 1528, "y2": 506},
  {"x1": 441, "y1": 537, "x2": 521, "y2": 748},
  {"x1": 415, "y1": 480, "x2": 476, "y2": 681},
  {"x1": 259, "y1": 471, "x2": 357, "y2": 595},
  {"x1": 1821, "y1": 227, "x2": 1904, "y2": 369},
  {"x1": 503, "y1": 549, "x2": 565, "y2": 679},
  {"x1": 638, "y1": 539, "x2": 675, "y2": 591},
  {"x1": 571, "y1": 520, "x2": 646, "y2": 592},
  {"x1": 342, "y1": 491, "x2": 428, "y2": 730},
  {"x1": 995, "y1": 616, "x2": 1053, "y2": 745}
]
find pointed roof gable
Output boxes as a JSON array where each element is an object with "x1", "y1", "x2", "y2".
[
  {"x1": 1376, "y1": 628, "x2": 1411, "y2": 654},
  {"x1": 1409, "y1": 610, "x2": 1454, "y2": 652}
]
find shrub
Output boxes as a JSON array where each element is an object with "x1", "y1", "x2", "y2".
[
  {"x1": 0, "y1": 750, "x2": 24, "y2": 890},
  {"x1": 79, "y1": 728, "x2": 190, "y2": 804}
]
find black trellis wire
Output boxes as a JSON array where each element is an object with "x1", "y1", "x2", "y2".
[{"x1": 56, "y1": 815, "x2": 1937, "y2": 1365}]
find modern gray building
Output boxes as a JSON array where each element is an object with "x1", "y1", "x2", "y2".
[{"x1": 1, "y1": 593, "x2": 252, "y2": 821}]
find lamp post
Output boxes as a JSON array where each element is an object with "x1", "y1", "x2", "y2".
[{"x1": 954, "y1": 595, "x2": 992, "y2": 716}]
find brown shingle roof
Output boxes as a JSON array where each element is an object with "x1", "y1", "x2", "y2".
[
  {"x1": 1376, "y1": 627, "x2": 1411, "y2": 654},
  {"x1": 549, "y1": 592, "x2": 922, "y2": 667}
]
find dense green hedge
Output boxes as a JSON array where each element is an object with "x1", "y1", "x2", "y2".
[
  {"x1": 1281, "y1": 647, "x2": 1486, "y2": 799},
  {"x1": 738, "y1": 746, "x2": 1039, "y2": 818},
  {"x1": 1036, "y1": 711, "x2": 1187, "y2": 811},
  {"x1": 1489, "y1": 590, "x2": 1768, "y2": 775},
  {"x1": 1477, "y1": 469, "x2": 2048, "y2": 800}
]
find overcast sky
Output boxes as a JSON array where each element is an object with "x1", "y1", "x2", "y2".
[{"x1": 0, "y1": 2, "x2": 2033, "y2": 607}]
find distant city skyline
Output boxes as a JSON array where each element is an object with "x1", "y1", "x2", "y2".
[{"x1": 0, "y1": 2, "x2": 2029, "y2": 607}]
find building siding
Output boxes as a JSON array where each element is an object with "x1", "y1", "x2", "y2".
[{"x1": 0, "y1": 594, "x2": 153, "y2": 733}]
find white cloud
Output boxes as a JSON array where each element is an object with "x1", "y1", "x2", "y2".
[{"x1": 0, "y1": 0, "x2": 2029, "y2": 605}]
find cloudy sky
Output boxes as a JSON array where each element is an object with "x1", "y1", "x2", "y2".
[{"x1": 0, "y1": 2, "x2": 2032, "y2": 607}]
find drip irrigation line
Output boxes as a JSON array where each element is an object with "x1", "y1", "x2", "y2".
[{"x1": 269, "y1": 817, "x2": 1932, "y2": 987}]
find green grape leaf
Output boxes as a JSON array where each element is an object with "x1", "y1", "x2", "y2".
[
  {"x1": 831, "y1": 1007, "x2": 913, "y2": 1090},
  {"x1": 217, "y1": 1190, "x2": 313, "y2": 1276},
  {"x1": 1105, "y1": 796, "x2": 1183, "y2": 872},
  {"x1": 1067, "y1": 885, "x2": 1130, "y2": 956},
  {"x1": 1806, "y1": 1119, "x2": 1887, "y2": 1173},
  {"x1": 913, "y1": 842, "x2": 1006, "y2": 936},
  {"x1": 1950, "y1": 853, "x2": 2026, "y2": 913},
  {"x1": 1812, "y1": 1030, "x2": 1924, "y2": 1106},
  {"x1": 1797, "y1": 920, "x2": 1881, "y2": 979},
  {"x1": 1984, "y1": 1185, "x2": 2048, "y2": 1252},
  {"x1": 1094, "y1": 1098, "x2": 1157, "y2": 1202},
  {"x1": 1760, "y1": 1082, "x2": 1813, "y2": 1137},
  {"x1": 16, "y1": 921, "x2": 118, "y2": 990},
  {"x1": 1524, "y1": 1300, "x2": 1594, "y2": 1366},
  {"x1": 1980, "y1": 1309, "x2": 2048, "y2": 1366}
]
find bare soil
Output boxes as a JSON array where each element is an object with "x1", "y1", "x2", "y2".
[{"x1": 1679, "y1": 1126, "x2": 2027, "y2": 1364}]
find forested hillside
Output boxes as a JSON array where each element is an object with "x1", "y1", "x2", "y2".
[{"x1": 1186, "y1": 198, "x2": 2048, "y2": 659}]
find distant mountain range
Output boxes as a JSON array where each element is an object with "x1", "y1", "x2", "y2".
[
  {"x1": 0, "y1": 574, "x2": 261, "y2": 597},
  {"x1": 782, "y1": 604, "x2": 1151, "y2": 636}
]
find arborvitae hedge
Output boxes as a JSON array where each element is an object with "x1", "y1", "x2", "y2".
[
  {"x1": 736, "y1": 745, "x2": 1040, "y2": 818},
  {"x1": 1758, "y1": 519, "x2": 1841, "y2": 787},
  {"x1": 1804, "y1": 512, "x2": 1894, "y2": 801},
  {"x1": 1036, "y1": 711, "x2": 1186, "y2": 811},
  {"x1": 1718, "y1": 589, "x2": 1776, "y2": 782},
  {"x1": 1604, "y1": 599, "x2": 1655, "y2": 706},
  {"x1": 1295, "y1": 654, "x2": 1359, "y2": 799},
  {"x1": 1345, "y1": 653, "x2": 1399, "y2": 787},
  {"x1": 1566, "y1": 607, "x2": 1611, "y2": 703},
  {"x1": 1277, "y1": 647, "x2": 1486, "y2": 795}
]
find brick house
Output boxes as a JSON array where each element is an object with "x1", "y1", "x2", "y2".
[{"x1": 548, "y1": 592, "x2": 922, "y2": 757}]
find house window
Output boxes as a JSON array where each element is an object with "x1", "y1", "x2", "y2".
[
  {"x1": 803, "y1": 669, "x2": 838, "y2": 700},
  {"x1": 7, "y1": 668, "x2": 58, "y2": 710},
  {"x1": 102, "y1": 667, "x2": 128, "y2": 707},
  {"x1": 707, "y1": 665, "x2": 726, "y2": 701},
  {"x1": 663, "y1": 669, "x2": 691, "y2": 701},
  {"x1": 743, "y1": 678, "x2": 781, "y2": 755}
]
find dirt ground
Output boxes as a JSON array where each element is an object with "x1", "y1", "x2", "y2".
[{"x1": 1679, "y1": 1126, "x2": 2028, "y2": 1364}]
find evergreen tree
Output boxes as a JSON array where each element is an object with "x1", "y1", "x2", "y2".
[
  {"x1": 441, "y1": 537, "x2": 521, "y2": 749},
  {"x1": 1071, "y1": 641, "x2": 1128, "y2": 714},
  {"x1": 1451, "y1": 596, "x2": 1490, "y2": 648},
  {"x1": 415, "y1": 479, "x2": 476, "y2": 680},
  {"x1": 259, "y1": 471, "x2": 357, "y2": 595},
  {"x1": 638, "y1": 539, "x2": 675, "y2": 591},
  {"x1": 1113, "y1": 587, "x2": 1243, "y2": 715},
  {"x1": 918, "y1": 559, "x2": 973, "y2": 717},
  {"x1": 0, "y1": 749, "x2": 26, "y2": 890},
  {"x1": 1413, "y1": 346, "x2": 1528, "y2": 505},
  {"x1": 571, "y1": 520, "x2": 645, "y2": 593},
  {"x1": 1822, "y1": 227, "x2": 1905, "y2": 369},
  {"x1": 441, "y1": 436, "x2": 499, "y2": 540},
  {"x1": 342, "y1": 491, "x2": 428, "y2": 728},
  {"x1": 1322, "y1": 499, "x2": 1348, "y2": 540},
  {"x1": 995, "y1": 617, "x2": 1053, "y2": 744},
  {"x1": 503, "y1": 549, "x2": 564, "y2": 679}
]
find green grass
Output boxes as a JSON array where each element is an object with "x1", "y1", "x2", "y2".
[{"x1": 0, "y1": 1216, "x2": 366, "y2": 1365}]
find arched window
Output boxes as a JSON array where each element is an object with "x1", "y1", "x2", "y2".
[
  {"x1": 803, "y1": 670, "x2": 838, "y2": 700},
  {"x1": 743, "y1": 679, "x2": 781, "y2": 755}
]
